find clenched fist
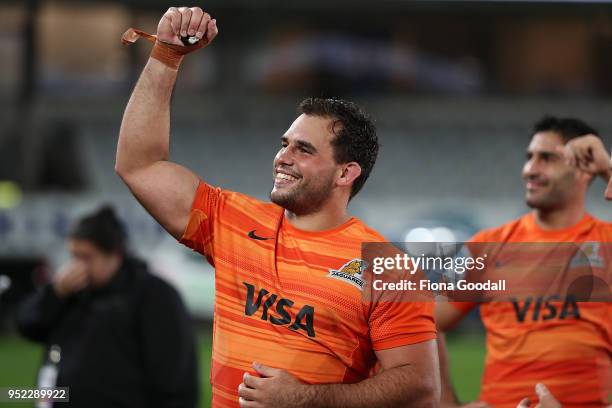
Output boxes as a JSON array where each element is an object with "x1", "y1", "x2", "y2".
[
  {"x1": 157, "y1": 6, "x2": 218, "y2": 46},
  {"x1": 558, "y1": 134, "x2": 611, "y2": 180}
]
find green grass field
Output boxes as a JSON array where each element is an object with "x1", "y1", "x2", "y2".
[{"x1": 0, "y1": 331, "x2": 485, "y2": 407}]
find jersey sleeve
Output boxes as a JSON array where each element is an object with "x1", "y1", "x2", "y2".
[
  {"x1": 361, "y1": 240, "x2": 437, "y2": 350},
  {"x1": 179, "y1": 180, "x2": 222, "y2": 265},
  {"x1": 367, "y1": 300, "x2": 437, "y2": 351}
]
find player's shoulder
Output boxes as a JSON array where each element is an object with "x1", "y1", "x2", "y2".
[
  {"x1": 213, "y1": 185, "x2": 284, "y2": 221},
  {"x1": 589, "y1": 214, "x2": 612, "y2": 228},
  {"x1": 348, "y1": 217, "x2": 387, "y2": 242},
  {"x1": 588, "y1": 214, "x2": 612, "y2": 241},
  {"x1": 223, "y1": 189, "x2": 279, "y2": 210},
  {"x1": 470, "y1": 214, "x2": 528, "y2": 242}
]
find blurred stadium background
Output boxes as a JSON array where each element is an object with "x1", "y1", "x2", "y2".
[{"x1": 0, "y1": 0, "x2": 611, "y2": 406}]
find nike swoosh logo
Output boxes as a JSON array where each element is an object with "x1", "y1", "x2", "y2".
[{"x1": 248, "y1": 230, "x2": 270, "y2": 241}]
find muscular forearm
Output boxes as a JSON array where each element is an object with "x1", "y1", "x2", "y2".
[
  {"x1": 305, "y1": 365, "x2": 437, "y2": 408},
  {"x1": 116, "y1": 58, "x2": 178, "y2": 176}
]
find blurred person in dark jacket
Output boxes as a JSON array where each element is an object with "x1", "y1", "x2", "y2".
[{"x1": 16, "y1": 206, "x2": 199, "y2": 408}]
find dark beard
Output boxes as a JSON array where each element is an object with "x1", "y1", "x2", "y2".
[
  {"x1": 526, "y1": 173, "x2": 575, "y2": 211},
  {"x1": 526, "y1": 189, "x2": 567, "y2": 212},
  {"x1": 270, "y1": 178, "x2": 334, "y2": 216}
]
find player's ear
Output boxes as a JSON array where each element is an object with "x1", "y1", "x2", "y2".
[{"x1": 337, "y1": 162, "x2": 361, "y2": 188}]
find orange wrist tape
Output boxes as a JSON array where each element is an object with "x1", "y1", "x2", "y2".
[{"x1": 121, "y1": 28, "x2": 208, "y2": 70}]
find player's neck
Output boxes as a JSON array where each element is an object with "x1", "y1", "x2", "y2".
[
  {"x1": 284, "y1": 202, "x2": 351, "y2": 232},
  {"x1": 534, "y1": 200, "x2": 586, "y2": 230}
]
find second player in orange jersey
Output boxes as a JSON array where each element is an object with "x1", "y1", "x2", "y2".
[{"x1": 436, "y1": 116, "x2": 612, "y2": 408}]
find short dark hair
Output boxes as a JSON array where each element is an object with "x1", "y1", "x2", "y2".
[
  {"x1": 299, "y1": 97, "x2": 378, "y2": 199},
  {"x1": 70, "y1": 205, "x2": 126, "y2": 255},
  {"x1": 533, "y1": 115, "x2": 600, "y2": 142}
]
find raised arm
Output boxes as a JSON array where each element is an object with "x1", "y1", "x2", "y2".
[{"x1": 115, "y1": 7, "x2": 218, "y2": 239}]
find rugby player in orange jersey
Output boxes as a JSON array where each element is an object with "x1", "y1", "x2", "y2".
[
  {"x1": 116, "y1": 6, "x2": 439, "y2": 408},
  {"x1": 435, "y1": 116, "x2": 612, "y2": 408}
]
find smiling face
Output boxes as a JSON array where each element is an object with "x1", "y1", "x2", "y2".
[
  {"x1": 270, "y1": 114, "x2": 342, "y2": 215},
  {"x1": 522, "y1": 131, "x2": 586, "y2": 210}
]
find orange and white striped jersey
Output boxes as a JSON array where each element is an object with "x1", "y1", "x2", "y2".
[
  {"x1": 180, "y1": 181, "x2": 437, "y2": 407},
  {"x1": 454, "y1": 212, "x2": 612, "y2": 407}
]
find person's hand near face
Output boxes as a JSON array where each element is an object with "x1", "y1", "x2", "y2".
[
  {"x1": 53, "y1": 261, "x2": 89, "y2": 298},
  {"x1": 557, "y1": 134, "x2": 612, "y2": 199}
]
